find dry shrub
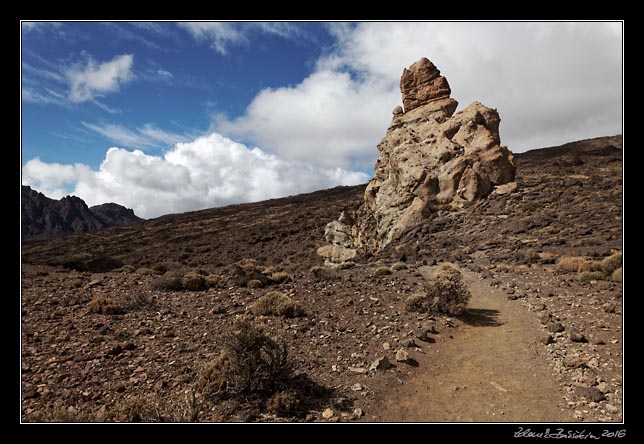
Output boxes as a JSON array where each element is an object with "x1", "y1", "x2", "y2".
[
  {"x1": 602, "y1": 252, "x2": 622, "y2": 274},
  {"x1": 578, "y1": 260, "x2": 604, "y2": 273},
  {"x1": 152, "y1": 271, "x2": 184, "y2": 291},
  {"x1": 405, "y1": 293, "x2": 429, "y2": 312},
  {"x1": 269, "y1": 272, "x2": 291, "y2": 285},
  {"x1": 391, "y1": 262, "x2": 408, "y2": 271},
  {"x1": 309, "y1": 265, "x2": 336, "y2": 281},
  {"x1": 88, "y1": 296, "x2": 123, "y2": 315},
  {"x1": 425, "y1": 265, "x2": 471, "y2": 315},
  {"x1": 252, "y1": 291, "x2": 304, "y2": 318},
  {"x1": 196, "y1": 321, "x2": 291, "y2": 398},
  {"x1": 224, "y1": 259, "x2": 268, "y2": 288},
  {"x1": 612, "y1": 267, "x2": 622, "y2": 283},
  {"x1": 119, "y1": 264, "x2": 136, "y2": 273},
  {"x1": 578, "y1": 271, "x2": 604, "y2": 282},
  {"x1": 180, "y1": 272, "x2": 207, "y2": 291},
  {"x1": 205, "y1": 274, "x2": 221, "y2": 288},
  {"x1": 524, "y1": 249, "x2": 540, "y2": 264},
  {"x1": 557, "y1": 256, "x2": 597, "y2": 273},
  {"x1": 247, "y1": 279, "x2": 264, "y2": 289},
  {"x1": 374, "y1": 266, "x2": 392, "y2": 276}
]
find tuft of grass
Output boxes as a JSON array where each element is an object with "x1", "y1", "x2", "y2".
[
  {"x1": 180, "y1": 272, "x2": 207, "y2": 291},
  {"x1": 152, "y1": 271, "x2": 184, "y2": 291},
  {"x1": 391, "y1": 262, "x2": 408, "y2": 271},
  {"x1": 252, "y1": 291, "x2": 304, "y2": 318},
  {"x1": 520, "y1": 201, "x2": 541, "y2": 213},
  {"x1": 612, "y1": 267, "x2": 622, "y2": 283},
  {"x1": 556, "y1": 256, "x2": 585, "y2": 273},
  {"x1": 88, "y1": 296, "x2": 123, "y2": 315},
  {"x1": 195, "y1": 321, "x2": 291, "y2": 398},
  {"x1": 374, "y1": 266, "x2": 392, "y2": 276},
  {"x1": 601, "y1": 252, "x2": 622, "y2": 274},
  {"x1": 578, "y1": 271, "x2": 604, "y2": 282},
  {"x1": 524, "y1": 249, "x2": 540, "y2": 264},
  {"x1": 309, "y1": 265, "x2": 336, "y2": 281},
  {"x1": 269, "y1": 272, "x2": 292, "y2": 285},
  {"x1": 405, "y1": 293, "x2": 429, "y2": 312}
]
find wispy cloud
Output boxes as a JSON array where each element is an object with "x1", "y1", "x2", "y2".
[
  {"x1": 81, "y1": 122, "x2": 194, "y2": 151},
  {"x1": 178, "y1": 22, "x2": 308, "y2": 55},
  {"x1": 67, "y1": 54, "x2": 134, "y2": 103}
]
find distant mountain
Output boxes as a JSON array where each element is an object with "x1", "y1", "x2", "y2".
[{"x1": 21, "y1": 186, "x2": 142, "y2": 243}]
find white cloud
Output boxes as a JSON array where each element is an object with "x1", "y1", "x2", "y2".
[
  {"x1": 81, "y1": 122, "x2": 191, "y2": 151},
  {"x1": 22, "y1": 157, "x2": 92, "y2": 199},
  {"x1": 67, "y1": 54, "x2": 134, "y2": 103},
  {"x1": 23, "y1": 132, "x2": 368, "y2": 218},
  {"x1": 218, "y1": 21, "x2": 622, "y2": 166},
  {"x1": 178, "y1": 22, "x2": 306, "y2": 55}
]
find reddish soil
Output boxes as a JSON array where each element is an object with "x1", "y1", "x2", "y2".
[{"x1": 21, "y1": 135, "x2": 622, "y2": 422}]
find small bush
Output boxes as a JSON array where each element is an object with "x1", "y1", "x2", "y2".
[
  {"x1": 252, "y1": 291, "x2": 304, "y2": 318},
  {"x1": 224, "y1": 259, "x2": 268, "y2": 288},
  {"x1": 88, "y1": 297, "x2": 123, "y2": 315},
  {"x1": 410, "y1": 265, "x2": 471, "y2": 315},
  {"x1": 205, "y1": 274, "x2": 221, "y2": 288},
  {"x1": 196, "y1": 321, "x2": 291, "y2": 397},
  {"x1": 612, "y1": 267, "x2": 622, "y2": 283},
  {"x1": 578, "y1": 260, "x2": 603, "y2": 273},
  {"x1": 269, "y1": 272, "x2": 292, "y2": 285},
  {"x1": 578, "y1": 271, "x2": 604, "y2": 282},
  {"x1": 153, "y1": 271, "x2": 184, "y2": 291},
  {"x1": 556, "y1": 256, "x2": 588, "y2": 273},
  {"x1": 520, "y1": 201, "x2": 541, "y2": 213},
  {"x1": 405, "y1": 293, "x2": 429, "y2": 312},
  {"x1": 247, "y1": 279, "x2": 264, "y2": 289},
  {"x1": 310, "y1": 265, "x2": 336, "y2": 281},
  {"x1": 374, "y1": 266, "x2": 392, "y2": 276},
  {"x1": 180, "y1": 272, "x2": 207, "y2": 291},
  {"x1": 524, "y1": 250, "x2": 540, "y2": 264},
  {"x1": 119, "y1": 265, "x2": 136, "y2": 273},
  {"x1": 391, "y1": 262, "x2": 408, "y2": 271},
  {"x1": 602, "y1": 252, "x2": 622, "y2": 274}
]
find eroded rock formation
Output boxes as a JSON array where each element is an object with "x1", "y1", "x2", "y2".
[{"x1": 318, "y1": 57, "x2": 516, "y2": 263}]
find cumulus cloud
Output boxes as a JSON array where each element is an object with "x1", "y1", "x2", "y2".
[
  {"x1": 22, "y1": 132, "x2": 368, "y2": 219},
  {"x1": 218, "y1": 21, "x2": 622, "y2": 167},
  {"x1": 66, "y1": 54, "x2": 134, "y2": 103}
]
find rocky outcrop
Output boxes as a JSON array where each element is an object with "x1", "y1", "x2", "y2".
[
  {"x1": 400, "y1": 57, "x2": 452, "y2": 113},
  {"x1": 322, "y1": 57, "x2": 516, "y2": 257},
  {"x1": 21, "y1": 186, "x2": 142, "y2": 243}
]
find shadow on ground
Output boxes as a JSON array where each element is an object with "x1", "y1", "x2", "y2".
[{"x1": 459, "y1": 308, "x2": 503, "y2": 327}]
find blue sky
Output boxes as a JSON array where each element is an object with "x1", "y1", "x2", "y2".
[{"x1": 21, "y1": 21, "x2": 623, "y2": 218}]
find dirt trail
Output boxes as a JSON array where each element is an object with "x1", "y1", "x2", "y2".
[{"x1": 373, "y1": 267, "x2": 574, "y2": 422}]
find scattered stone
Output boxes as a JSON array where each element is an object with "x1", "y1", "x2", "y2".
[
  {"x1": 548, "y1": 322, "x2": 565, "y2": 333},
  {"x1": 403, "y1": 338, "x2": 419, "y2": 348},
  {"x1": 382, "y1": 342, "x2": 391, "y2": 350},
  {"x1": 392, "y1": 105, "x2": 403, "y2": 115},
  {"x1": 540, "y1": 334, "x2": 555, "y2": 345},
  {"x1": 369, "y1": 356, "x2": 391, "y2": 372},
  {"x1": 348, "y1": 366, "x2": 368, "y2": 374},
  {"x1": 23, "y1": 390, "x2": 39, "y2": 399},
  {"x1": 605, "y1": 404, "x2": 619, "y2": 414},
  {"x1": 569, "y1": 330, "x2": 588, "y2": 343},
  {"x1": 395, "y1": 349, "x2": 410, "y2": 363},
  {"x1": 414, "y1": 328, "x2": 429, "y2": 341},
  {"x1": 322, "y1": 408, "x2": 335, "y2": 419},
  {"x1": 106, "y1": 345, "x2": 122, "y2": 356},
  {"x1": 87, "y1": 279, "x2": 102, "y2": 287},
  {"x1": 352, "y1": 408, "x2": 364, "y2": 420},
  {"x1": 507, "y1": 294, "x2": 519, "y2": 300},
  {"x1": 574, "y1": 386, "x2": 606, "y2": 402},
  {"x1": 595, "y1": 339, "x2": 606, "y2": 345},
  {"x1": 351, "y1": 383, "x2": 363, "y2": 391}
]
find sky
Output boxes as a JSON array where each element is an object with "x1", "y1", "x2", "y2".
[{"x1": 21, "y1": 21, "x2": 623, "y2": 219}]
